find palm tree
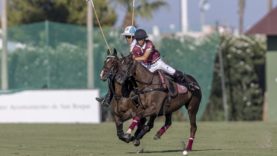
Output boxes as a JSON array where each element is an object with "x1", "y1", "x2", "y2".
[
  {"x1": 113, "y1": 0, "x2": 168, "y2": 27},
  {"x1": 238, "y1": 0, "x2": 245, "y2": 34},
  {"x1": 7, "y1": 0, "x2": 116, "y2": 26}
]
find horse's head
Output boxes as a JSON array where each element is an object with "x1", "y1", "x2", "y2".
[
  {"x1": 115, "y1": 54, "x2": 136, "y2": 84},
  {"x1": 100, "y1": 49, "x2": 120, "y2": 81}
]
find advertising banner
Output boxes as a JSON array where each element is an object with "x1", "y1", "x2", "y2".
[{"x1": 0, "y1": 90, "x2": 100, "y2": 123}]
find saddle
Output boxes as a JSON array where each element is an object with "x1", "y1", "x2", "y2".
[
  {"x1": 157, "y1": 71, "x2": 188, "y2": 97},
  {"x1": 129, "y1": 70, "x2": 189, "y2": 109}
]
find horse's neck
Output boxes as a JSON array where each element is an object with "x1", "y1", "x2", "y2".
[{"x1": 135, "y1": 63, "x2": 160, "y2": 86}]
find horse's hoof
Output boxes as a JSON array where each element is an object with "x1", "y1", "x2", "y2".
[
  {"x1": 124, "y1": 133, "x2": 132, "y2": 143},
  {"x1": 118, "y1": 133, "x2": 132, "y2": 143},
  {"x1": 185, "y1": 144, "x2": 192, "y2": 151},
  {"x1": 133, "y1": 139, "x2": 140, "y2": 146},
  {"x1": 153, "y1": 134, "x2": 160, "y2": 140},
  {"x1": 136, "y1": 148, "x2": 144, "y2": 154},
  {"x1": 186, "y1": 147, "x2": 192, "y2": 151},
  {"x1": 130, "y1": 136, "x2": 135, "y2": 142}
]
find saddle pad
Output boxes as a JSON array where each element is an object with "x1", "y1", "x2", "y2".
[
  {"x1": 158, "y1": 70, "x2": 188, "y2": 95},
  {"x1": 176, "y1": 83, "x2": 188, "y2": 94}
]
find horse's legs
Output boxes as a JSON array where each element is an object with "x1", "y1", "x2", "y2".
[
  {"x1": 126, "y1": 116, "x2": 141, "y2": 134},
  {"x1": 154, "y1": 113, "x2": 172, "y2": 140},
  {"x1": 186, "y1": 97, "x2": 200, "y2": 151},
  {"x1": 134, "y1": 117, "x2": 147, "y2": 138},
  {"x1": 133, "y1": 112, "x2": 173, "y2": 141},
  {"x1": 135, "y1": 115, "x2": 156, "y2": 140},
  {"x1": 132, "y1": 115, "x2": 156, "y2": 146},
  {"x1": 146, "y1": 115, "x2": 156, "y2": 130},
  {"x1": 114, "y1": 116, "x2": 132, "y2": 143}
]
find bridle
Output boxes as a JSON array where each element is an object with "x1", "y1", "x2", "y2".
[{"x1": 102, "y1": 55, "x2": 118, "y2": 79}]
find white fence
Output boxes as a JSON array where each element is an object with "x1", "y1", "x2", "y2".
[{"x1": 0, "y1": 89, "x2": 100, "y2": 123}]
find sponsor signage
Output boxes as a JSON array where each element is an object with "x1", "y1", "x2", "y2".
[{"x1": 0, "y1": 90, "x2": 100, "y2": 123}]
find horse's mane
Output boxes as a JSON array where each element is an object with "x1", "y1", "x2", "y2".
[{"x1": 121, "y1": 77, "x2": 136, "y2": 97}]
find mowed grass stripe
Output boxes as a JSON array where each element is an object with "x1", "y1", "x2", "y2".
[{"x1": 0, "y1": 122, "x2": 276, "y2": 156}]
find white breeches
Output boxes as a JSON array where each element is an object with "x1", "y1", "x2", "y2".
[{"x1": 142, "y1": 58, "x2": 176, "y2": 75}]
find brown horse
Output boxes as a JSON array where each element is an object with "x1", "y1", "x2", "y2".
[
  {"x1": 99, "y1": 49, "x2": 139, "y2": 143},
  {"x1": 115, "y1": 55, "x2": 202, "y2": 151},
  {"x1": 99, "y1": 49, "x2": 173, "y2": 145}
]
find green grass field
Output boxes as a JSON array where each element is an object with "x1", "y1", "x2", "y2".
[{"x1": 0, "y1": 122, "x2": 276, "y2": 156}]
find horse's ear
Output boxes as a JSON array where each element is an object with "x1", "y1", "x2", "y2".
[
  {"x1": 106, "y1": 49, "x2": 110, "y2": 55},
  {"x1": 113, "y1": 48, "x2": 117, "y2": 56}
]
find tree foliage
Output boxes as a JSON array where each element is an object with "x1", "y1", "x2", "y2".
[
  {"x1": 112, "y1": 0, "x2": 168, "y2": 27},
  {"x1": 203, "y1": 35, "x2": 266, "y2": 121},
  {"x1": 7, "y1": 0, "x2": 117, "y2": 26}
]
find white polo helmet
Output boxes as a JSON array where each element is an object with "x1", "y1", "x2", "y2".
[{"x1": 121, "y1": 26, "x2": 137, "y2": 36}]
